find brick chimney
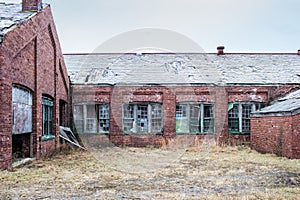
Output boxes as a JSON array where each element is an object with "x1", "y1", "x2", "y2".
[
  {"x1": 22, "y1": 0, "x2": 42, "y2": 12},
  {"x1": 217, "y1": 46, "x2": 225, "y2": 55}
]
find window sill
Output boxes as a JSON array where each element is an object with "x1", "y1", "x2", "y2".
[
  {"x1": 176, "y1": 132, "x2": 215, "y2": 135},
  {"x1": 42, "y1": 135, "x2": 55, "y2": 141},
  {"x1": 80, "y1": 132, "x2": 109, "y2": 135},
  {"x1": 229, "y1": 131, "x2": 250, "y2": 135},
  {"x1": 123, "y1": 132, "x2": 163, "y2": 135}
]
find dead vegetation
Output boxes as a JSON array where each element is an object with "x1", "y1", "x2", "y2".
[{"x1": 0, "y1": 145, "x2": 299, "y2": 200}]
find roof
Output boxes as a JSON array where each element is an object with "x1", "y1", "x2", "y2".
[
  {"x1": 0, "y1": 2, "x2": 40, "y2": 43},
  {"x1": 64, "y1": 53, "x2": 300, "y2": 86},
  {"x1": 252, "y1": 89, "x2": 300, "y2": 117}
]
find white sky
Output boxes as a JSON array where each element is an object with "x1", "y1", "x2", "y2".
[{"x1": 5, "y1": 0, "x2": 300, "y2": 53}]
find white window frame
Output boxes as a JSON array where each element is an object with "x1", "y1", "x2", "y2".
[
  {"x1": 122, "y1": 103, "x2": 163, "y2": 134},
  {"x1": 73, "y1": 103, "x2": 110, "y2": 134},
  {"x1": 228, "y1": 102, "x2": 263, "y2": 134}
]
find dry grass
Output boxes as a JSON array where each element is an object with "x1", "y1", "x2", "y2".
[{"x1": 0, "y1": 145, "x2": 299, "y2": 199}]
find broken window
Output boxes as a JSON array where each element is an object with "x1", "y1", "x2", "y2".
[
  {"x1": 42, "y1": 96, "x2": 54, "y2": 138},
  {"x1": 123, "y1": 103, "x2": 163, "y2": 134},
  {"x1": 73, "y1": 103, "x2": 110, "y2": 134},
  {"x1": 99, "y1": 104, "x2": 110, "y2": 133},
  {"x1": 151, "y1": 104, "x2": 163, "y2": 133},
  {"x1": 12, "y1": 85, "x2": 33, "y2": 134},
  {"x1": 176, "y1": 103, "x2": 215, "y2": 134},
  {"x1": 228, "y1": 102, "x2": 264, "y2": 134}
]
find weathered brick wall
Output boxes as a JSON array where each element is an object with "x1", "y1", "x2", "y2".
[
  {"x1": 251, "y1": 115, "x2": 294, "y2": 158},
  {"x1": 227, "y1": 86, "x2": 269, "y2": 103},
  {"x1": 72, "y1": 85, "x2": 295, "y2": 147},
  {"x1": 0, "y1": 5, "x2": 69, "y2": 170},
  {"x1": 292, "y1": 114, "x2": 300, "y2": 158}
]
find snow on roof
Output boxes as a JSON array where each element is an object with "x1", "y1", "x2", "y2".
[
  {"x1": 64, "y1": 53, "x2": 300, "y2": 86},
  {"x1": 253, "y1": 89, "x2": 300, "y2": 116},
  {"x1": 0, "y1": 2, "x2": 36, "y2": 43}
]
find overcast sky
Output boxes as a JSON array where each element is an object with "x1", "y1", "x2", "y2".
[{"x1": 6, "y1": 0, "x2": 300, "y2": 53}]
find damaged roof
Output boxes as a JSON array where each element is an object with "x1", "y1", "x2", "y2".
[
  {"x1": 64, "y1": 53, "x2": 300, "y2": 86},
  {"x1": 0, "y1": 2, "x2": 36, "y2": 43},
  {"x1": 253, "y1": 89, "x2": 300, "y2": 117}
]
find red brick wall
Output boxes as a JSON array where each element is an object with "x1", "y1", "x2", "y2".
[
  {"x1": 72, "y1": 85, "x2": 300, "y2": 148},
  {"x1": 251, "y1": 115, "x2": 295, "y2": 158},
  {"x1": 0, "y1": 5, "x2": 69, "y2": 170},
  {"x1": 292, "y1": 113, "x2": 300, "y2": 158}
]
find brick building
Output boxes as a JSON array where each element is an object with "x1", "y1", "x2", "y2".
[
  {"x1": 64, "y1": 52, "x2": 300, "y2": 149},
  {"x1": 251, "y1": 90, "x2": 300, "y2": 158},
  {"x1": 0, "y1": 0, "x2": 69, "y2": 170}
]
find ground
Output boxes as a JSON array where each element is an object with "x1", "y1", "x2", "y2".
[{"x1": 0, "y1": 144, "x2": 300, "y2": 200}]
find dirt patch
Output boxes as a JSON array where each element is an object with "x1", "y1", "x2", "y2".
[{"x1": 0, "y1": 146, "x2": 299, "y2": 199}]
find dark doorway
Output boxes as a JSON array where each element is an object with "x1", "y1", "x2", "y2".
[{"x1": 12, "y1": 133, "x2": 31, "y2": 161}]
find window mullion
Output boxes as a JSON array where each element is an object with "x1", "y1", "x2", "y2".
[
  {"x1": 148, "y1": 104, "x2": 152, "y2": 133},
  {"x1": 48, "y1": 106, "x2": 50, "y2": 135},
  {"x1": 96, "y1": 104, "x2": 99, "y2": 133},
  {"x1": 187, "y1": 104, "x2": 190, "y2": 133},
  {"x1": 200, "y1": 104, "x2": 204, "y2": 133},
  {"x1": 133, "y1": 105, "x2": 137, "y2": 133},
  {"x1": 239, "y1": 104, "x2": 243, "y2": 132},
  {"x1": 83, "y1": 105, "x2": 87, "y2": 133}
]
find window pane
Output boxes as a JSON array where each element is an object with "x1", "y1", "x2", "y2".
[
  {"x1": 204, "y1": 105, "x2": 214, "y2": 118},
  {"x1": 152, "y1": 104, "x2": 162, "y2": 118},
  {"x1": 176, "y1": 105, "x2": 189, "y2": 133},
  {"x1": 203, "y1": 105, "x2": 214, "y2": 133},
  {"x1": 85, "y1": 119, "x2": 97, "y2": 133},
  {"x1": 99, "y1": 104, "x2": 109, "y2": 119},
  {"x1": 124, "y1": 104, "x2": 134, "y2": 118},
  {"x1": 74, "y1": 120, "x2": 84, "y2": 133},
  {"x1": 228, "y1": 118, "x2": 239, "y2": 132},
  {"x1": 99, "y1": 104, "x2": 110, "y2": 133},
  {"x1": 176, "y1": 105, "x2": 187, "y2": 118},
  {"x1": 228, "y1": 105, "x2": 239, "y2": 118},
  {"x1": 242, "y1": 104, "x2": 251, "y2": 119},
  {"x1": 242, "y1": 104, "x2": 251, "y2": 132},
  {"x1": 228, "y1": 104, "x2": 239, "y2": 132},
  {"x1": 74, "y1": 105, "x2": 83, "y2": 120},
  {"x1": 86, "y1": 105, "x2": 96, "y2": 118},
  {"x1": 242, "y1": 119, "x2": 250, "y2": 132},
  {"x1": 123, "y1": 119, "x2": 134, "y2": 133},
  {"x1": 137, "y1": 105, "x2": 148, "y2": 133},
  {"x1": 123, "y1": 104, "x2": 134, "y2": 133},
  {"x1": 190, "y1": 105, "x2": 200, "y2": 133},
  {"x1": 151, "y1": 104, "x2": 162, "y2": 133}
]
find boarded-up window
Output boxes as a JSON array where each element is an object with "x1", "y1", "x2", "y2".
[{"x1": 12, "y1": 86, "x2": 33, "y2": 134}]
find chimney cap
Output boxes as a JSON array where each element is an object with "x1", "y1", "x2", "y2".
[{"x1": 217, "y1": 46, "x2": 225, "y2": 50}]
